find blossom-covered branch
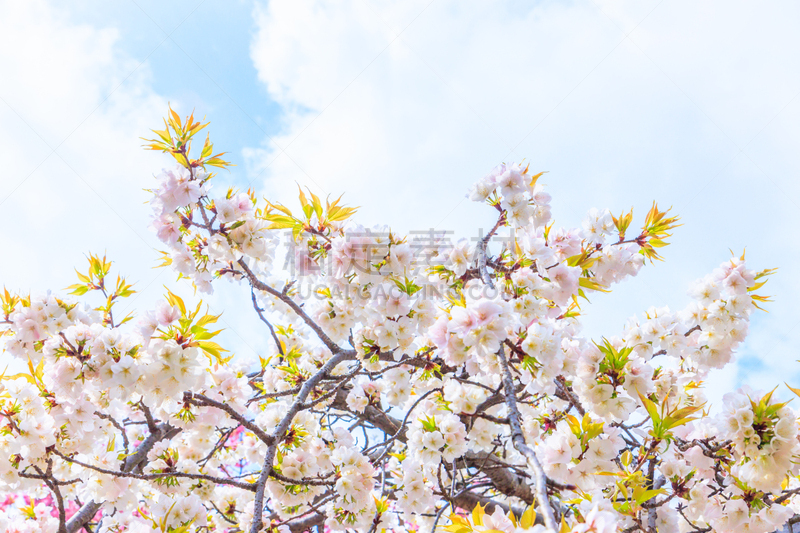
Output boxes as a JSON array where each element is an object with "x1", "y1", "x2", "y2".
[{"x1": 0, "y1": 108, "x2": 792, "y2": 533}]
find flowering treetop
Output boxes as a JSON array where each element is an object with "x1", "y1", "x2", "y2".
[{"x1": 0, "y1": 109, "x2": 794, "y2": 533}]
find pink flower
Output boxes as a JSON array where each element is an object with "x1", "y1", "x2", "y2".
[{"x1": 155, "y1": 301, "x2": 181, "y2": 326}]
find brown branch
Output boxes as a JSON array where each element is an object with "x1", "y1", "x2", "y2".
[
  {"x1": 251, "y1": 287, "x2": 284, "y2": 356},
  {"x1": 52, "y1": 449, "x2": 256, "y2": 491},
  {"x1": 269, "y1": 471, "x2": 335, "y2": 487},
  {"x1": 94, "y1": 411, "x2": 129, "y2": 455},
  {"x1": 65, "y1": 422, "x2": 181, "y2": 533},
  {"x1": 554, "y1": 375, "x2": 585, "y2": 416},
  {"x1": 237, "y1": 258, "x2": 349, "y2": 355},
  {"x1": 185, "y1": 392, "x2": 274, "y2": 445}
]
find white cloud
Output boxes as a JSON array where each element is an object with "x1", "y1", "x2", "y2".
[
  {"x1": 1, "y1": 0, "x2": 797, "y2": 404},
  {"x1": 248, "y1": 0, "x2": 800, "y2": 406},
  {"x1": 0, "y1": 0, "x2": 166, "y2": 289},
  {"x1": 0, "y1": 0, "x2": 304, "y2": 371},
  {"x1": 0, "y1": 0, "x2": 279, "y2": 369}
]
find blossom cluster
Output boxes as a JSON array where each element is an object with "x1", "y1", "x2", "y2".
[{"x1": 0, "y1": 112, "x2": 794, "y2": 533}]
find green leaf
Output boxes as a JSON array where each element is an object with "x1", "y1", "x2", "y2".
[
  {"x1": 786, "y1": 382, "x2": 800, "y2": 399},
  {"x1": 637, "y1": 392, "x2": 660, "y2": 425},
  {"x1": 164, "y1": 287, "x2": 186, "y2": 316},
  {"x1": 195, "y1": 312, "x2": 221, "y2": 328},
  {"x1": 635, "y1": 488, "x2": 666, "y2": 505},
  {"x1": 194, "y1": 340, "x2": 231, "y2": 365},
  {"x1": 520, "y1": 506, "x2": 537, "y2": 530},
  {"x1": 579, "y1": 277, "x2": 610, "y2": 292},
  {"x1": 66, "y1": 284, "x2": 90, "y2": 296}
]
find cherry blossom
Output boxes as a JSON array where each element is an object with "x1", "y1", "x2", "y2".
[{"x1": 0, "y1": 109, "x2": 794, "y2": 533}]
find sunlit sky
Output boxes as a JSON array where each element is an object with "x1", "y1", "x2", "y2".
[{"x1": 1, "y1": 0, "x2": 799, "y2": 408}]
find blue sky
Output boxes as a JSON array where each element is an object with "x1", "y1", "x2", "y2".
[
  {"x1": 1, "y1": 0, "x2": 799, "y2": 408},
  {"x1": 69, "y1": 0, "x2": 284, "y2": 175}
]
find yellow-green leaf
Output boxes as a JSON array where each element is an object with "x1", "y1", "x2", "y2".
[
  {"x1": 164, "y1": 287, "x2": 186, "y2": 316},
  {"x1": 579, "y1": 277, "x2": 610, "y2": 293},
  {"x1": 520, "y1": 506, "x2": 537, "y2": 529}
]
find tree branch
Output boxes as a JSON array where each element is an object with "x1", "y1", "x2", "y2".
[
  {"x1": 476, "y1": 213, "x2": 505, "y2": 288},
  {"x1": 185, "y1": 392, "x2": 274, "y2": 445},
  {"x1": 497, "y1": 346, "x2": 558, "y2": 533},
  {"x1": 65, "y1": 422, "x2": 181, "y2": 533},
  {"x1": 250, "y1": 350, "x2": 353, "y2": 533},
  {"x1": 52, "y1": 449, "x2": 256, "y2": 491},
  {"x1": 251, "y1": 287, "x2": 284, "y2": 356},
  {"x1": 237, "y1": 258, "x2": 349, "y2": 355}
]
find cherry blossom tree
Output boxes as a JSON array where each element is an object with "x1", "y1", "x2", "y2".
[{"x1": 0, "y1": 109, "x2": 795, "y2": 533}]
